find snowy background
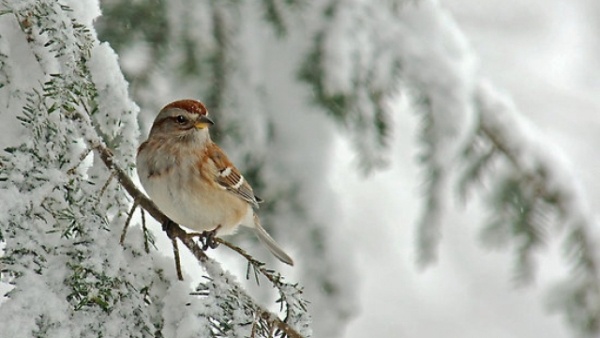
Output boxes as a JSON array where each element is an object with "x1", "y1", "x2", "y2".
[{"x1": 338, "y1": 0, "x2": 600, "y2": 337}]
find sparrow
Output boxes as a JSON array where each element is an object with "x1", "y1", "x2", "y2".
[{"x1": 136, "y1": 99, "x2": 294, "y2": 265}]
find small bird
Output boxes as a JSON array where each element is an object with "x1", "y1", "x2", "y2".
[{"x1": 136, "y1": 99, "x2": 294, "y2": 265}]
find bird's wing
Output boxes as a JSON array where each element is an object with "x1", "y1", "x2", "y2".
[{"x1": 205, "y1": 142, "x2": 261, "y2": 208}]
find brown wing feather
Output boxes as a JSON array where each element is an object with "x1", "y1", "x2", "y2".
[{"x1": 206, "y1": 142, "x2": 260, "y2": 208}]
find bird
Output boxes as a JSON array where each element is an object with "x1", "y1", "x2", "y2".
[{"x1": 136, "y1": 99, "x2": 294, "y2": 266}]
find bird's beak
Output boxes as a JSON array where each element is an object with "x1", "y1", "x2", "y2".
[{"x1": 194, "y1": 115, "x2": 214, "y2": 129}]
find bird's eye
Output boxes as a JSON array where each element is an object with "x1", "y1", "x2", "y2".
[{"x1": 175, "y1": 115, "x2": 187, "y2": 124}]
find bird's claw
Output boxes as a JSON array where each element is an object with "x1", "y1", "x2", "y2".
[
  {"x1": 190, "y1": 225, "x2": 221, "y2": 251},
  {"x1": 162, "y1": 219, "x2": 178, "y2": 239}
]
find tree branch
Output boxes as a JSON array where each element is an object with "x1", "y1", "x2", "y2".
[{"x1": 476, "y1": 84, "x2": 599, "y2": 276}]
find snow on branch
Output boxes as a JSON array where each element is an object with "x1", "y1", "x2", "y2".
[{"x1": 473, "y1": 82, "x2": 600, "y2": 334}]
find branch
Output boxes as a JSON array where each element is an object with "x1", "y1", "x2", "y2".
[
  {"x1": 476, "y1": 82, "x2": 599, "y2": 277},
  {"x1": 92, "y1": 143, "x2": 305, "y2": 338},
  {"x1": 94, "y1": 145, "x2": 168, "y2": 224},
  {"x1": 475, "y1": 82, "x2": 600, "y2": 332}
]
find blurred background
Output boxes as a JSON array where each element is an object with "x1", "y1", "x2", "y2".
[
  {"x1": 340, "y1": 1, "x2": 600, "y2": 336},
  {"x1": 95, "y1": 0, "x2": 600, "y2": 337}
]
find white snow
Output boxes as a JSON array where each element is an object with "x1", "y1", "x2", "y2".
[{"x1": 89, "y1": 42, "x2": 140, "y2": 161}]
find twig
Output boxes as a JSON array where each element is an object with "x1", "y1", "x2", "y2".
[
  {"x1": 140, "y1": 209, "x2": 151, "y2": 253},
  {"x1": 120, "y1": 201, "x2": 138, "y2": 245},
  {"x1": 94, "y1": 145, "x2": 168, "y2": 223},
  {"x1": 66, "y1": 147, "x2": 92, "y2": 175},
  {"x1": 171, "y1": 238, "x2": 183, "y2": 281},
  {"x1": 99, "y1": 170, "x2": 117, "y2": 199},
  {"x1": 251, "y1": 314, "x2": 258, "y2": 338},
  {"x1": 216, "y1": 238, "x2": 282, "y2": 287},
  {"x1": 141, "y1": 209, "x2": 150, "y2": 254}
]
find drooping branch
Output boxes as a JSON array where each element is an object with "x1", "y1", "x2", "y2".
[
  {"x1": 475, "y1": 81, "x2": 600, "y2": 334},
  {"x1": 478, "y1": 94, "x2": 574, "y2": 224},
  {"x1": 95, "y1": 145, "x2": 168, "y2": 224},
  {"x1": 476, "y1": 82, "x2": 599, "y2": 278}
]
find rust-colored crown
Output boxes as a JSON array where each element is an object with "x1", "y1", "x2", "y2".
[{"x1": 162, "y1": 99, "x2": 208, "y2": 116}]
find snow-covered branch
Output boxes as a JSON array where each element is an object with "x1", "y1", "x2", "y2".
[{"x1": 474, "y1": 82, "x2": 600, "y2": 334}]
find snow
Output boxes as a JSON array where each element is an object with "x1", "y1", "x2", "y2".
[
  {"x1": 476, "y1": 81, "x2": 596, "y2": 230},
  {"x1": 400, "y1": 2, "x2": 478, "y2": 153},
  {"x1": 162, "y1": 281, "x2": 207, "y2": 338},
  {"x1": 89, "y1": 41, "x2": 140, "y2": 162}
]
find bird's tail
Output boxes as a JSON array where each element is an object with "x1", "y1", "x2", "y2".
[{"x1": 253, "y1": 215, "x2": 294, "y2": 266}]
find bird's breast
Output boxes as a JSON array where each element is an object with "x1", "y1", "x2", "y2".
[{"x1": 137, "y1": 151, "x2": 249, "y2": 234}]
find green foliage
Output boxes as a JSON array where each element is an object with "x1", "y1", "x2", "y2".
[
  {"x1": 66, "y1": 263, "x2": 125, "y2": 312},
  {"x1": 486, "y1": 171, "x2": 548, "y2": 284},
  {"x1": 458, "y1": 126, "x2": 551, "y2": 284},
  {"x1": 458, "y1": 129, "x2": 498, "y2": 200}
]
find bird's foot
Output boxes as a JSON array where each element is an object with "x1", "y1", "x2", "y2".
[
  {"x1": 190, "y1": 225, "x2": 221, "y2": 250},
  {"x1": 162, "y1": 219, "x2": 180, "y2": 240}
]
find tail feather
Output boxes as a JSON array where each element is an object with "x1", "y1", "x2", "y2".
[{"x1": 253, "y1": 215, "x2": 294, "y2": 266}]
